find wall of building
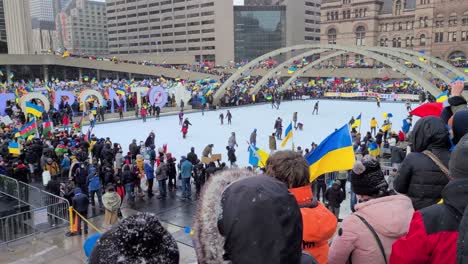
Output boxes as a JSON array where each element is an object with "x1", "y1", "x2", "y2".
[{"x1": 3, "y1": 0, "x2": 33, "y2": 54}]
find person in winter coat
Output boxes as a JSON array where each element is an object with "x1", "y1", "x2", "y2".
[
  {"x1": 450, "y1": 109, "x2": 468, "y2": 145},
  {"x1": 440, "y1": 80, "x2": 466, "y2": 125},
  {"x1": 394, "y1": 116, "x2": 451, "y2": 210},
  {"x1": 269, "y1": 133, "x2": 277, "y2": 153},
  {"x1": 89, "y1": 213, "x2": 179, "y2": 264},
  {"x1": 140, "y1": 107, "x2": 147, "y2": 122},
  {"x1": 102, "y1": 184, "x2": 121, "y2": 226},
  {"x1": 370, "y1": 117, "x2": 378, "y2": 136},
  {"x1": 44, "y1": 158, "x2": 60, "y2": 177},
  {"x1": 62, "y1": 114, "x2": 70, "y2": 132},
  {"x1": 72, "y1": 187, "x2": 89, "y2": 235},
  {"x1": 87, "y1": 167, "x2": 103, "y2": 209},
  {"x1": 163, "y1": 156, "x2": 175, "y2": 191},
  {"x1": 128, "y1": 139, "x2": 139, "y2": 160},
  {"x1": 192, "y1": 170, "x2": 317, "y2": 264},
  {"x1": 328, "y1": 156, "x2": 414, "y2": 264},
  {"x1": 226, "y1": 146, "x2": 237, "y2": 167},
  {"x1": 61, "y1": 154, "x2": 71, "y2": 179},
  {"x1": 219, "y1": 112, "x2": 224, "y2": 125},
  {"x1": 192, "y1": 162, "x2": 205, "y2": 199},
  {"x1": 274, "y1": 117, "x2": 283, "y2": 140},
  {"x1": 228, "y1": 132, "x2": 238, "y2": 150},
  {"x1": 390, "y1": 134, "x2": 468, "y2": 264},
  {"x1": 100, "y1": 144, "x2": 114, "y2": 167},
  {"x1": 144, "y1": 160, "x2": 154, "y2": 198},
  {"x1": 155, "y1": 160, "x2": 168, "y2": 199},
  {"x1": 202, "y1": 144, "x2": 213, "y2": 158},
  {"x1": 250, "y1": 129, "x2": 257, "y2": 146},
  {"x1": 187, "y1": 147, "x2": 198, "y2": 165},
  {"x1": 226, "y1": 110, "x2": 232, "y2": 125},
  {"x1": 121, "y1": 165, "x2": 136, "y2": 206},
  {"x1": 325, "y1": 181, "x2": 345, "y2": 219},
  {"x1": 114, "y1": 150, "x2": 124, "y2": 174},
  {"x1": 180, "y1": 156, "x2": 193, "y2": 200},
  {"x1": 265, "y1": 151, "x2": 337, "y2": 264},
  {"x1": 144, "y1": 132, "x2": 155, "y2": 148},
  {"x1": 178, "y1": 110, "x2": 184, "y2": 125},
  {"x1": 181, "y1": 118, "x2": 191, "y2": 139}
]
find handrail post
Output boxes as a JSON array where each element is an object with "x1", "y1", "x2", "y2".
[{"x1": 69, "y1": 207, "x2": 74, "y2": 233}]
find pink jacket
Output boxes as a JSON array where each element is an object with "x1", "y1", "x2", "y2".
[{"x1": 328, "y1": 194, "x2": 414, "y2": 264}]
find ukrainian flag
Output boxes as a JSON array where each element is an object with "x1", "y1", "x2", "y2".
[
  {"x1": 436, "y1": 91, "x2": 448, "y2": 103},
  {"x1": 464, "y1": 67, "x2": 468, "y2": 73},
  {"x1": 381, "y1": 123, "x2": 391, "y2": 132},
  {"x1": 281, "y1": 123, "x2": 293, "y2": 148},
  {"x1": 248, "y1": 144, "x2": 269, "y2": 168},
  {"x1": 288, "y1": 67, "x2": 296, "y2": 74},
  {"x1": 305, "y1": 124, "x2": 355, "y2": 182},
  {"x1": 368, "y1": 142, "x2": 380, "y2": 157},
  {"x1": 26, "y1": 102, "x2": 44, "y2": 117},
  {"x1": 116, "y1": 87, "x2": 126, "y2": 96},
  {"x1": 83, "y1": 75, "x2": 89, "y2": 82},
  {"x1": 351, "y1": 114, "x2": 361, "y2": 128},
  {"x1": 8, "y1": 142, "x2": 20, "y2": 155},
  {"x1": 91, "y1": 107, "x2": 97, "y2": 115}
]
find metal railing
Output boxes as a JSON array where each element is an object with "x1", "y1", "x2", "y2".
[{"x1": 0, "y1": 175, "x2": 70, "y2": 245}]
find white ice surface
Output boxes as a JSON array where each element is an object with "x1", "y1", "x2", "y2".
[{"x1": 86, "y1": 99, "x2": 414, "y2": 167}]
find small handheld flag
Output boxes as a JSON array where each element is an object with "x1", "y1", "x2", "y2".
[
  {"x1": 351, "y1": 114, "x2": 361, "y2": 128},
  {"x1": 435, "y1": 91, "x2": 448, "y2": 103},
  {"x1": 8, "y1": 142, "x2": 20, "y2": 155},
  {"x1": 26, "y1": 102, "x2": 44, "y2": 117},
  {"x1": 281, "y1": 123, "x2": 293, "y2": 148},
  {"x1": 248, "y1": 143, "x2": 269, "y2": 168}
]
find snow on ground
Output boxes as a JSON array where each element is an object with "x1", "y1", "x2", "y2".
[{"x1": 87, "y1": 99, "x2": 414, "y2": 167}]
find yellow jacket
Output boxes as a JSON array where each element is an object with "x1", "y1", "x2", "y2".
[{"x1": 370, "y1": 119, "x2": 378, "y2": 128}]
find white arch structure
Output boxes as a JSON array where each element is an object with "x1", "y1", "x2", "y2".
[{"x1": 214, "y1": 45, "x2": 467, "y2": 103}]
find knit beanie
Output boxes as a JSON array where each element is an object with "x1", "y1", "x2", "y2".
[
  {"x1": 89, "y1": 213, "x2": 179, "y2": 264},
  {"x1": 449, "y1": 134, "x2": 468, "y2": 179},
  {"x1": 351, "y1": 156, "x2": 388, "y2": 196}
]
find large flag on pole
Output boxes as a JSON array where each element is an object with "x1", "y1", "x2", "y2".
[
  {"x1": 351, "y1": 114, "x2": 361, "y2": 128},
  {"x1": 305, "y1": 124, "x2": 355, "y2": 182}
]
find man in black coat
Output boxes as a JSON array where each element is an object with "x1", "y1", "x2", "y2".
[
  {"x1": 187, "y1": 147, "x2": 198, "y2": 165},
  {"x1": 72, "y1": 187, "x2": 89, "y2": 235},
  {"x1": 394, "y1": 116, "x2": 451, "y2": 210}
]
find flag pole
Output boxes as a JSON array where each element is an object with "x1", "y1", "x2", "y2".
[{"x1": 359, "y1": 112, "x2": 362, "y2": 134}]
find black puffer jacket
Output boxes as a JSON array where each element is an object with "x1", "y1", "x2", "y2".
[{"x1": 394, "y1": 117, "x2": 451, "y2": 210}]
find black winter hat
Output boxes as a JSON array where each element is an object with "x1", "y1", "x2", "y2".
[
  {"x1": 351, "y1": 156, "x2": 388, "y2": 196},
  {"x1": 218, "y1": 176, "x2": 303, "y2": 264},
  {"x1": 89, "y1": 213, "x2": 179, "y2": 264},
  {"x1": 449, "y1": 134, "x2": 468, "y2": 179}
]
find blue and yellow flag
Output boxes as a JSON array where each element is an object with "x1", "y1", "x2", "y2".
[
  {"x1": 248, "y1": 144, "x2": 269, "y2": 168},
  {"x1": 351, "y1": 114, "x2": 361, "y2": 128},
  {"x1": 464, "y1": 67, "x2": 468, "y2": 73},
  {"x1": 288, "y1": 67, "x2": 296, "y2": 74},
  {"x1": 436, "y1": 91, "x2": 448, "y2": 103},
  {"x1": 116, "y1": 87, "x2": 126, "y2": 96},
  {"x1": 368, "y1": 142, "x2": 380, "y2": 157},
  {"x1": 8, "y1": 142, "x2": 20, "y2": 155},
  {"x1": 281, "y1": 123, "x2": 293, "y2": 148},
  {"x1": 305, "y1": 124, "x2": 355, "y2": 182},
  {"x1": 26, "y1": 102, "x2": 44, "y2": 117}
]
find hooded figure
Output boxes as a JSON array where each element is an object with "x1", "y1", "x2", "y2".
[
  {"x1": 90, "y1": 213, "x2": 179, "y2": 264},
  {"x1": 328, "y1": 156, "x2": 414, "y2": 264},
  {"x1": 193, "y1": 170, "x2": 316, "y2": 264},
  {"x1": 391, "y1": 134, "x2": 468, "y2": 264},
  {"x1": 394, "y1": 116, "x2": 451, "y2": 210},
  {"x1": 450, "y1": 109, "x2": 468, "y2": 145},
  {"x1": 102, "y1": 185, "x2": 121, "y2": 225}
]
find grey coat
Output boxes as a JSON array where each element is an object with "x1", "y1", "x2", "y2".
[{"x1": 155, "y1": 163, "x2": 168, "y2": 181}]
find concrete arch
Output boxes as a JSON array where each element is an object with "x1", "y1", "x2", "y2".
[
  {"x1": 20, "y1": 93, "x2": 51, "y2": 115},
  {"x1": 278, "y1": 45, "x2": 439, "y2": 95},
  {"x1": 366, "y1": 47, "x2": 452, "y2": 83},
  {"x1": 280, "y1": 51, "x2": 348, "y2": 92},
  {"x1": 216, "y1": 44, "x2": 456, "y2": 103},
  {"x1": 214, "y1": 44, "x2": 318, "y2": 103},
  {"x1": 390, "y1": 47, "x2": 467, "y2": 77},
  {"x1": 250, "y1": 48, "x2": 327, "y2": 95},
  {"x1": 79, "y1": 90, "x2": 105, "y2": 112}
]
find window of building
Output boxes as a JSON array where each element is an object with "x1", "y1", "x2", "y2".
[
  {"x1": 202, "y1": 11, "x2": 214, "y2": 16},
  {"x1": 419, "y1": 34, "x2": 426, "y2": 45},
  {"x1": 188, "y1": 47, "x2": 200, "y2": 51},
  {"x1": 355, "y1": 26, "x2": 365, "y2": 46},
  {"x1": 380, "y1": 38, "x2": 385, "y2": 46},
  {"x1": 175, "y1": 39, "x2": 187, "y2": 44},
  {"x1": 174, "y1": 31, "x2": 186, "y2": 36},
  {"x1": 448, "y1": 18, "x2": 458, "y2": 27},
  {"x1": 187, "y1": 4, "x2": 199, "y2": 10},
  {"x1": 395, "y1": 0, "x2": 401, "y2": 15},
  {"x1": 162, "y1": 32, "x2": 173, "y2": 37},
  {"x1": 175, "y1": 47, "x2": 187, "y2": 52},
  {"x1": 202, "y1": 28, "x2": 215, "y2": 33},
  {"x1": 435, "y1": 32, "x2": 444, "y2": 42},
  {"x1": 200, "y1": 2, "x2": 214, "y2": 8},
  {"x1": 328, "y1": 28, "x2": 337, "y2": 44},
  {"x1": 187, "y1": 13, "x2": 199, "y2": 18},
  {"x1": 448, "y1": 31, "x2": 457, "y2": 42},
  {"x1": 462, "y1": 31, "x2": 468, "y2": 41}
]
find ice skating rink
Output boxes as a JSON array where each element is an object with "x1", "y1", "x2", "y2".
[{"x1": 87, "y1": 99, "x2": 414, "y2": 167}]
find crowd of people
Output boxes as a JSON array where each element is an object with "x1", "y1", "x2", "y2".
[{"x1": 1, "y1": 64, "x2": 467, "y2": 263}]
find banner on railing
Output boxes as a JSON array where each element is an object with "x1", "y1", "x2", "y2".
[{"x1": 324, "y1": 92, "x2": 419, "y2": 101}]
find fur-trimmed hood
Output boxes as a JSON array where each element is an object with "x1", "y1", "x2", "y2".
[{"x1": 193, "y1": 169, "x2": 254, "y2": 264}]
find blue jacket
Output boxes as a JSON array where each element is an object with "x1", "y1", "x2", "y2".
[
  {"x1": 180, "y1": 160, "x2": 193, "y2": 179},
  {"x1": 61, "y1": 157, "x2": 71, "y2": 170},
  {"x1": 144, "y1": 162, "x2": 154, "y2": 180},
  {"x1": 87, "y1": 173, "x2": 101, "y2": 192}
]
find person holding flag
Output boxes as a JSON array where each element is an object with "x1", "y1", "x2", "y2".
[
  {"x1": 25, "y1": 102, "x2": 44, "y2": 118},
  {"x1": 351, "y1": 114, "x2": 362, "y2": 131}
]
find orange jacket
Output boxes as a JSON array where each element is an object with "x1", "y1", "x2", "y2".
[{"x1": 289, "y1": 186, "x2": 338, "y2": 264}]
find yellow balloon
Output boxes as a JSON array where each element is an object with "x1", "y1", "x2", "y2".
[{"x1": 382, "y1": 113, "x2": 388, "y2": 118}]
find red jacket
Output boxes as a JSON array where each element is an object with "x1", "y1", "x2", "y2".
[{"x1": 390, "y1": 179, "x2": 468, "y2": 264}]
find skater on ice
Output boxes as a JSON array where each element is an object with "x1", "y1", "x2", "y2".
[
  {"x1": 178, "y1": 110, "x2": 184, "y2": 126},
  {"x1": 181, "y1": 118, "x2": 191, "y2": 139},
  {"x1": 226, "y1": 110, "x2": 232, "y2": 125},
  {"x1": 219, "y1": 112, "x2": 224, "y2": 125},
  {"x1": 250, "y1": 129, "x2": 257, "y2": 147},
  {"x1": 274, "y1": 117, "x2": 283, "y2": 140},
  {"x1": 313, "y1": 101, "x2": 319, "y2": 115},
  {"x1": 228, "y1": 132, "x2": 238, "y2": 150}
]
